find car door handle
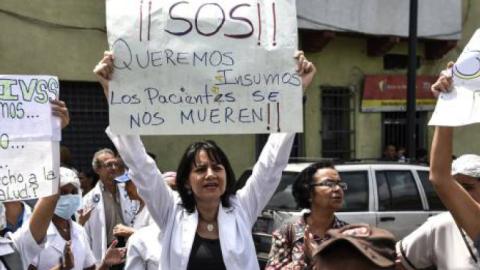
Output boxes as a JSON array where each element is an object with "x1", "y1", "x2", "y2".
[{"x1": 380, "y1": 217, "x2": 396, "y2": 222}]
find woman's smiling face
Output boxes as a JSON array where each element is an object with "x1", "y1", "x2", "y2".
[{"x1": 187, "y1": 150, "x2": 227, "y2": 204}]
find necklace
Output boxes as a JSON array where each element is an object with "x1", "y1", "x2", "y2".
[
  {"x1": 206, "y1": 223, "x2": 215, "y2": 232},
  {"x1": 199, "y1": 216, "x2": 216, "y2": 232}
]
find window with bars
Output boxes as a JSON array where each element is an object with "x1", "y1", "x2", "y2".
[
  {"x1": 382, "y1": 112, "x2": 427, "y2": 158},
  {"x1": 59, "y1": 81, "x2": 113, "y2": 172},
  {"x1": 321, "y1": 87, "x2": 355, "y2": 160}
]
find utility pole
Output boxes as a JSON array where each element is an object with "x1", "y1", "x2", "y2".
[{"x1": 407, "y1": 0, "x2": 418, "y2": 161}]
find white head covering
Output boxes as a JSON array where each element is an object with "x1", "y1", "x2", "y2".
[
  {"x1": 451, "y1": 154, "x2": 480, "y2": 178},
  {"x1": 60, "y1": 167, "x2": 81, "y2": 190}
]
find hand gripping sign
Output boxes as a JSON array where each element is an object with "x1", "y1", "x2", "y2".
[
  {"x1": 106, "y1": 0, "x2": 302, "y2": 135},
  {"x1": 429, "y1": 29, "x2": 480, "y2": 126}
]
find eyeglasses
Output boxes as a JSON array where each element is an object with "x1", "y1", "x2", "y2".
[
  {"x1": 101, "y1": 162, "x2": 118, "y2": 169},
  {"x1": 310, "y1": 180, "x2": 348, "y2": 190}
]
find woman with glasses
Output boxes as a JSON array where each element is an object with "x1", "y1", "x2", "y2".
[{"x1": 266, "y1": 161, "x2": 348, "y2": 269}]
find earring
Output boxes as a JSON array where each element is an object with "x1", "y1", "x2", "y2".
[{"x1": 186, "y1": 189, "x2": 192, "y2": 195}]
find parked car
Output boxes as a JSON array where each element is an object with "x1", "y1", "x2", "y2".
[{"x1": 236, "y1": 161, "x2": 446, "y2": 267}]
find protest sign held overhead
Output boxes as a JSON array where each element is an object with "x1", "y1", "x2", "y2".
[
  {"x1": 0, "y1": 75, "x2": 60, "y2": 201},
  {"x1": 0, "y1": 75, "x2": 61, "y2": 140},
  {"x1": 106, "y1": 0, "x2": 302, "y2": 135},
  {"x1": 0, "y1": 141, "x2": 59, "y2": 201},
  {"x1": 429, "y1": 29, "x2": 480, "y2": 126}
]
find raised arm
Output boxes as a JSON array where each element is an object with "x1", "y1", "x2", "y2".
[
  {"x1": 94, "y1": 52, "x2": 176, "y2": 229},
  {"x1": 29, "y1": 99, "x2": 70, "y2": 243},
  {"x1": 236, "y1": 132, "x2": 295, "y2": 223},
  {"x1": 429, "y1": 127, "x2": 480, "y2": 240},
  {"x1": 429, "y1": 65, "x2": 480, "y2": 240},
  {"x1": 237, "y1": 51, "x2": 316, "y2": 224}
]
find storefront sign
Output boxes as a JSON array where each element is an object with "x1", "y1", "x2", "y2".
[{"x1": 361, "y1": 75, "x2": 437, "y2": 112}]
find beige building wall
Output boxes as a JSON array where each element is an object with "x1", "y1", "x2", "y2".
[
  {"x1": 141, "y1": 134, "x2": 256, "y2": 176},
  {"x1": 305, "y1": 0, "x2": 480, "y2": 160},
  {"x1": 0, "y1": 0, "x2": 258, "y2": 175},
  {"x1": 1, "y1": 0, "x2": 479, "y2": 173},
  {"x1": 439, "y1": 0, "x2": 480, "y2": 157},
  {"x1": 0, "y1": 1, "x2": 107, "y2": 81}
]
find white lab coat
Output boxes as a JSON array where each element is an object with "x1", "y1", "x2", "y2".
[
  {"x1": 397, "y1": 212, "x2": 480, "y2": 270},
  {"x1": 125, "y1": 223, "x2": 161, "y2": 270},
  {"x1": 1, "y1": 225, "x2": 44, "y2": 270},
  {"x1": 107, "y1": 127, "x2": 294, "y2": 270},
  {"x1": 82, "y1": 181, "x2": 136, "y2": 263},
  {"x1": 131, "y1": 206, "x2": 153, "y2": 230},
  {"x1": 31, "y1": 221, "x2": 96, "y2": 270}
]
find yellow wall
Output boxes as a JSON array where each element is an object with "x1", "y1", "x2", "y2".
[
  {"x1": 0, "y1": 1, "x2": 107, "y2": 81},
  {"x1": 305, "y1": 0, "x2": 480, "y2": 159},
  {"x1": 141, "y1": 134, "x2": 256, "y2": 177},
  {"x1": 442, "y1": 0, "x2": 480, "y2": 157},
  {"x1": 0, "y1": 0, "x2": 257, "y2": 175},
  {"x1": 1, "y1": 0, "x2": 479, "y2": 173}
]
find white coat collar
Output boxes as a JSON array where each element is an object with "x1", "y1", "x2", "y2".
[
  {"x1": 179, "y1": 202, "x2": 236, "y2": 266},
  {"x1": 180, "y1": 210, "x2": 197, "y2": 266},
  {"x1": 218, "y1": 202, "x2": 236, "y2": 266},
  {"x1": 88, "y1": 182, "x2": 104, "y2": 208}
]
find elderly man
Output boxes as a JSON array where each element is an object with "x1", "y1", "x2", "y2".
[
  {"x1": 396, "y1": 154, "x2": 480, "y2": 269},
  {"x1": 82, "y1": 149, "x2": 136, "y2": 263}
]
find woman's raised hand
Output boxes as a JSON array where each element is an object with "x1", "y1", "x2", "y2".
[
  {"x1": 93, "y1": 51, "x2": 114, "y2": 99},
  {"x1": 295, "y1": 50, "x2": 317, "y2": 91},
  {"x1": 431, "y1": 61, "x2": 454, "y2": 97}
]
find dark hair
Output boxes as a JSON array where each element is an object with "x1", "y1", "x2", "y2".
[
  {"x1": 176, "y1": 140, "x2": 236, "y2": 213},
  {"x1": 292, "y1": 161, "x2": 335, "y2": 209}
]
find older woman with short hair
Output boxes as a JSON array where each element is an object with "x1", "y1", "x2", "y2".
[{"x1": 266, "y1": 161, "x2": 348, "y2": 269}]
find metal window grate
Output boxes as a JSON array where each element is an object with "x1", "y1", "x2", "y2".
[
  {"x1": 382, "y1": 112, "x2": 427, "y2": 157},
  {"x1": 59, "y1": 81, "x2": 113, "y2": 172},
  {"x1": 321, "y1": 87, "x2": 354, "y2": 160}
]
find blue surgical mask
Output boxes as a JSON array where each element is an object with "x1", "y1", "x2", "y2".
[{"x1": 54, "y1": 194, "x2": 81, "y2": 220}]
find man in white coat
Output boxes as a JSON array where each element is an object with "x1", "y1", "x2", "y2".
[{"x1": 82, "y1": 149, "x2": 136, "y2": 263}]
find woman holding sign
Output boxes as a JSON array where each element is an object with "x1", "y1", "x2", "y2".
[
  {"x1": 428, "y1": 69, "x2": 480, "y2": 251},
  {"x1": 94, "y1": 50, "x2": 315, "y2": 270},
  {"x1": 0, "y1": 100, "x2": 66, "y2": 270},
  {"x1": 28, "y1": 167, "x2": 126, "y2": 270}
]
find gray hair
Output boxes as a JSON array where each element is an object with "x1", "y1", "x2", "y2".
[{"x1": 92, "y1": 148, "x2": 115, "y2": 170}]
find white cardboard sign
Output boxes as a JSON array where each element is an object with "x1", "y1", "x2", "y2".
[
  {"x1": 106, "y1": 0, "x2": 302, "y2": 135},
  {"x1": 0, "y1": 75, "x2": 61, "y2": 201},
  {"x1": 0, "y1": 140, "x2": 59, "y2": 202},
  {"x1": 429, "y1": 29, "x2": 480, "y2": 126},
  {"x1": 0, "y1": 75, "x2": 61, "y2": 140}
]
